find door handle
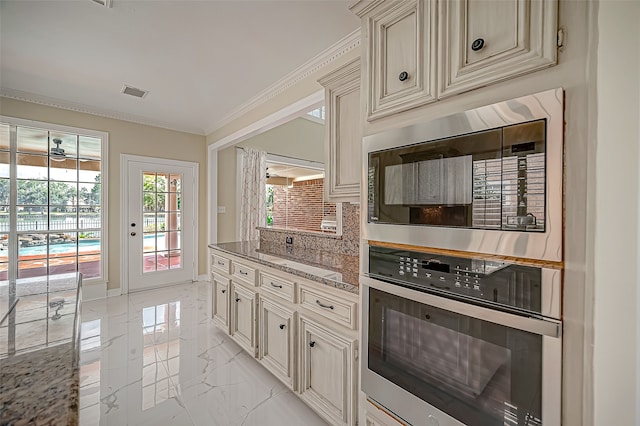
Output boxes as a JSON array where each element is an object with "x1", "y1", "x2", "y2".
[
  {"x1": 130, "y1": 232, "x2": 136, "y2": 236},
  {"x1": 279, "y1": 324, "x2": 286, "y2": 330},
  {"x1": 130, "y1": 223, "x2": 136, "y2": 227}
]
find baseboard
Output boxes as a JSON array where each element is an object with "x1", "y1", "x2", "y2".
[
  {"x1": 196, "y1": 274, "x2": 210, "y2": 282},
  {"x1": 107, "y1": 288, "x2": 122, "y2": 297},
  {"x1": 83, "y1": 282, "x2": 107, "y2": 301}
]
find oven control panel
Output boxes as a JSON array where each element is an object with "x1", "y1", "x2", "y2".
[{"x1": 370, "y1": 245, "x2": 543, "y2": 316}]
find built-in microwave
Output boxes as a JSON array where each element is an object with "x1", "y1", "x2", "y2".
[{"x1": 363, "y1": 88, "x2": 564, "y2": 262}]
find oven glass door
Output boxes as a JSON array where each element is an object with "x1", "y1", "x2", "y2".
[{"x1": 368, "y1": 287, "x2": 544, "y2": 426}]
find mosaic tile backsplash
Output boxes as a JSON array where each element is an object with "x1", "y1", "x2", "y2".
[{"x1": 259, "y1": 203, "x2": 359, "y2": 257}]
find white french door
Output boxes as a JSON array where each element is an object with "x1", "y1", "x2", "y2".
[{"x1": 122, "y1": 155, "x2": 197, "y2": 292}]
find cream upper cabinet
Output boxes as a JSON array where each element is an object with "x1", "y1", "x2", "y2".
[
  {"x1": 319, "y1": 58, "x2": 362, "y2": 203},
  {"x1": 352, "y1": 0, "x2": 438, "y2": 121},
  {"x1": 351, "y1": 0, "x2": 558, "y2": 121},
  {"x1": 439, "y1": 0, "x2": 558, "y2": 97}
]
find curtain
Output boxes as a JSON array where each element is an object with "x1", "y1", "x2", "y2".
[{"x1": 239, "y1": 147, "x2": 266, "y2": 241}]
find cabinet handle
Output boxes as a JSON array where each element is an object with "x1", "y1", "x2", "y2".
[
  {"x1": 309, "y1": 341, "x2": 316, "y2": 348},
  {"x1": 279, "y1": 324, "x2": 286, "y2": 330},
  {"x1": 471, "y1": 38, "x2": 485, "y2": 51},
  {"x1": 217, "y1": 261, "x2": 224, "y2": 266},
  {"x1": 221, "y1": 289, "x2": 226, "y2": 294},
  {"x1": 270, "y1": 282, "x2": 283, "y2": 289},
  {"x1": 398, "y1": 71, "x2": 409, "y2": 82},
  {"x1": 316, "y1": 300, "x2": 334, "y2": 310},
  {"x1": 239, "y1": 270, "x2": 248, "y2": 276},
  {"x1": 235, "y1": 297, "x2": 240, "y2": 302}
]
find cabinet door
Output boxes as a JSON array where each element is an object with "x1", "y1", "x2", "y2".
[
  {"x1": 364, "y1": 0, "x2": 437, "y2": 120},
  {"x1": 439, "y1": 0, "x2": 558, "y2": 97},
  {"x1": 319, "y1": 58, "x2": 362, "y2": 202},
  {"x1": 212, "y1": 274, "x2": 230, "y2": 333},
  {"x1": 230, "y1": 283, "x2": 257, "y2": 356},
  {"x1": 258, "y1": 297, "x2": 296, "y2": 390},
  {"x1": 298, "y1": 315, "x2": 357, "y2": 426}
]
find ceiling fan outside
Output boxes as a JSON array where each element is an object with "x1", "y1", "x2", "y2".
[{"x1": 50, "y1": 138, "x2": 67, "y2": 160}]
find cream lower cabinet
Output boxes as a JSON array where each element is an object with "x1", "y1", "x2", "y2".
[
  {"x1": 211, "y1": 274, "x2": 230, "y2": 333},
  {"x1": 365, "y1": 401, "x2": 404, "y2": 426},
  {"x1": 230, "y1": 282, "x2": 258, "y2": 356},
  {"x1": 298, "y1": 314, "x2": 357, "y2": 426},
  {"x1": 258, "y1": 296, "x2": 296, "y2": 390},
  {"x1": 209, "y1": 248, "x2": 359, "y2": 426}
]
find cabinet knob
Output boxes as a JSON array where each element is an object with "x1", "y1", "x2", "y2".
[
  {"x1": 130, "y1": 232, "x2": 136, "y2": 236},
  {"x1": 398, "y1": 71, "x2": 409, "y2": 82},
  {"x1": 309, "y1": 341, "x2": 316, "y2": 348},
  {"x1": 221, "y1": 289, "x2": 226, "y2": 294},
  {"x1": 235, "y1": 297, "x2": 240, "y2": 302},
  {"x1": 279, "y1": 324, "x2": 286, "y2": 330},
  {"x1": 471, "y1": 38, "x2": 485, "y2": 51}
]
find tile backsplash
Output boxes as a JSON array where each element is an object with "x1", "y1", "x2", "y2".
[{"x1": 259, "y1": 203, "x2": 359, "y2": 256}]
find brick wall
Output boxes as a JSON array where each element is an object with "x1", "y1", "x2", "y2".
[{"x1": 271, "y1": 178, "x2": 336, "y2": 233}]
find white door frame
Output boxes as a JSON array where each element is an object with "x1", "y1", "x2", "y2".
[{"x1": 120, "y1": 154, "x2": 199, "y2": 294}]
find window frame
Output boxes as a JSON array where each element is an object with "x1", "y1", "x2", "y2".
[{"x1": 0, "y1": 115, "x2": 109, "y2": 286}]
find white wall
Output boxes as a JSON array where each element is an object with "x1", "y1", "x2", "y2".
[{"x1": 593, "y1": 1, "x2": 640, "y2": 424}]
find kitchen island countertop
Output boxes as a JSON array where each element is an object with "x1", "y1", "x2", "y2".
[{"x1": 0, "y1": 273, "x2": 82, "y2": 425}]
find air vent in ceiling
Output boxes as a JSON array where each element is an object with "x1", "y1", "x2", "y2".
[
  {"x1": 122, "y1": 85, "x2": 148, "y2": 99},
  {"x1": 91, "y1": 0, "x2": 113, "y2": 8}
]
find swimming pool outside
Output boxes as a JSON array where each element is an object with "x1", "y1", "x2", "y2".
[{"x1": 6, "y1": 234, "x2": 165, "y2": 257}]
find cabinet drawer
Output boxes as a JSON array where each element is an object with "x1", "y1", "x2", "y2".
[
  {"x1": 211, "y1": 253, "x2": 231, "y2": 275},
  {"x1": 232, "y1": 261, "x2": 256, "y2": 285},
  {"x1": 259, "y1": 272, "x2": 296, "y2": 303},
  {"x1": 299, "y1": 285, "x2": 357, "y2": 330}
]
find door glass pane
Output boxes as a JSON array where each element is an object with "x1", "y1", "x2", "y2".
[
  {"x1": 79, "y1": 182, "x2": 100, "y2": 206},
  {"x1": 17, "y1": 153, "x2": 48, "y2": 180},
  {"x1": 16, "y1": 206, "x2": 48, "y2": 232},
  {"x1": 0, "y1": 152, "x2": 8, "y2": 178},
  {"x1": 50, "y1": 182, "x2": 77, "y2": 206},
  {"x1": 78, "y1": 136, "x2": 101, "y2": 160},
  {"x1": 141, "y1": 171, "x2": 182, "y2": 274},
  {"x1": 17, "y1": 180, "x2": 48, "y2": 205},
  {"x1": 17, "y1": 127, "x2": 48, "y2": 154},
  {"x1": 79, "y1": 160, "x2": 101, "y2": 183},
  {"x1": 50, "y1": 158, "x2": 78, "y2": 182},
  {"x1": 0, "y1": 179, "x2": 8, "y2": 205},
  {"x1": 0, "y1": 124, "x2": 9, "y2": 150},
  {"x1": 50, "y1": 133, "x2": 78, "y2": 158},
  {"x1": 79, "y1": 210, "x2": 100, "y2": 229},
  {"x1": 0, "y1": 233, "x2": 7, "y2": 282},
  {"x1": 49, "y1": 255, "x2": 77, "y2": 276}
]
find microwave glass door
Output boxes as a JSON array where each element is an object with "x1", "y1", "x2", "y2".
[
  {"x1": 368, "y1": 120, "x2": 546, "y2": 231},
  {"x1": 368, "y1": 287, "x2": 544, "y2": 426}
]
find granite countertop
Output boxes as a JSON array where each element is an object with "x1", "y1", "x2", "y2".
[
  {"x1": 209, "y1": 241, "x2": 359, "y2": 294},
  {"x1": 0, "y1": 273, "x2": 82, "y2": 425}
]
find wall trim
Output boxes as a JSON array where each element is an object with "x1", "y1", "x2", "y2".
[
  {"x1": 1, "y1": 88, "x2": 204, "y2": 135},
  {"x1": 205, "y1": 28, "x2": 361, "y2": 135},
  {"x1": 209, "y1": 90, "x2": 324, "y2": 151}
]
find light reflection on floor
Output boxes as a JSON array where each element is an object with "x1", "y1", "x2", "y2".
[{"x1": 78, "y1": 281, "x2": 328, "y2": 426}]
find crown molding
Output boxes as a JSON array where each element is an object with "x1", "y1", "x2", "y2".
[
  {"x1": 0, "y1": 87, "x2": 206, "y2": 135},
  {"x1": 205, "y1": 27, "x2": 361, "y2": 136}
]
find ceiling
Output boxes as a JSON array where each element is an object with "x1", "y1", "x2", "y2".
[{"x1": 0, "y1": 1, "x2": 359, "y2": 135}]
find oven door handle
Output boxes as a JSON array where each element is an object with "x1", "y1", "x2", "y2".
[{"x1": 362, "y1": 275, "x2": 561, "y2": 338}]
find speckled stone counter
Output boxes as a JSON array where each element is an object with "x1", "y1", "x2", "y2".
[
  {"x1": 0, "y1": 273, "x2": 82, "y2": 425},
  {"x1": 209, "y1": 241, "x2": 359, "y2": 294}
]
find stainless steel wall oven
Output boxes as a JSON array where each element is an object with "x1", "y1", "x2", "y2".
[
  {"x1": 361, "y1": 245, "x2": 562, "y2": 426},
  {"x1": 363, "y1": 89, "x2": 564, "y2": 262}
]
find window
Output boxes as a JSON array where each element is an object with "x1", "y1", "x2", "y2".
[
  {"x1": 0, "y1": 118, "x2": 108, "y2": 284},
  {"x1": 306, "y1": 106, "x2": 325, "y2": 121},
  {"x1": 265, "y1": 159, "x2": 338, "y2": 234}
]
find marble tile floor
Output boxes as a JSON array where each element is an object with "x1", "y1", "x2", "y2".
[{"x1": 78, "y1": 281, "x2": 328, "y2": 426}]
